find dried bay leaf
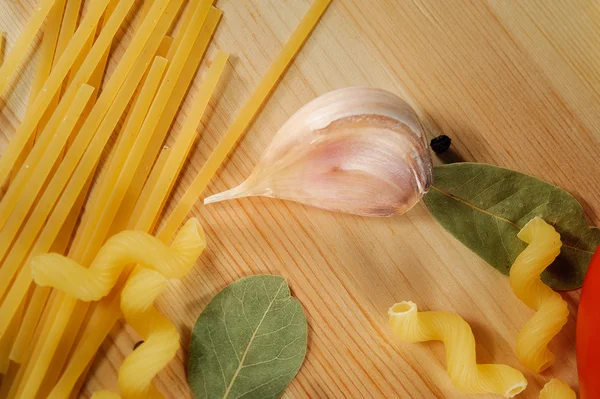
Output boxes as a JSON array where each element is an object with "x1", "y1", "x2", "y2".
[
  {"x1": 424, "y1": 163, "x2": 600, "y2": 290},
  {"x1": 188, "y1": 275, "x2": 307, "y2": 399}
]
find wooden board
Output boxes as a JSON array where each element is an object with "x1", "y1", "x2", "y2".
[{"x1": 1, "y1": 0, "x2": 599, "y2": 397}]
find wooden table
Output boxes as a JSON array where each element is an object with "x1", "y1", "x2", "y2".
[{"x1": 2, "y1": 0, "x2": 599, "y2": 397}]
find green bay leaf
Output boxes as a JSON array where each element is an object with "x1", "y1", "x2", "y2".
[
  {"x1": 188, "y1": 275, "x2": 307, "y2": 399},
  {"x1": 423, "y1": 163, "x2": 600, "y2": 290}
]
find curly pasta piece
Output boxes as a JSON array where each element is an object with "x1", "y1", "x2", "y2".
[
  {"x1": 539, "y1": 379, "x2": 576, "y2": 399},
  {"x1": 509, "y1": 217, "x2": 569, "y2": 373},
  {"x1": 31, "y1": 218, "x2": 206, "y2": 301},
  {"x1": 117, "y1": 221, "x2": 205, "y2": 398},
  {"x1": 118, "y1": 269, "x2": 181, "y2": 399},
  {"x1": 388, "y1": 301, "x2": 527, "y2": 398}
]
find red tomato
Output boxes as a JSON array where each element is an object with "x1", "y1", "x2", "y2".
[{"x1": 578, "y1": 245, "x2": 600, "y2": 399}]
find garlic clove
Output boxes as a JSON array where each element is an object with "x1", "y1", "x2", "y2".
[{"x1": 204, "y1": 87, "x2": 433, "y2": 217}]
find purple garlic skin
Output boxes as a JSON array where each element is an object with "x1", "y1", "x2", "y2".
[{"x1": 204, "y1": 87, "x2": 433, "y2": 217}]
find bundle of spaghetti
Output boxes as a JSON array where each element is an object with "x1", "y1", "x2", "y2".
[
  {"x1": 9, "y1": 170, "x2": 97, "y2": 364},
  {"x1": 24, "y1": 7, "x2": 220, "y2": 395},
  {"x1": 0, "y1": 0, "x2": 56, "y2": 97},
  {"x1": 0, "y1": 6, "x2": 185, "y2": 399},
  {"x1": 388, "y1": 301, "x2": 527, "y2": 398},
  {"x1": 11, "y1": 4, "x2": 214, "y2": 397},
  {"x1": 0, "y1": 0, "x2": 70, "y2": 365},
  {"x1": 0, "y1": 0, "x2": 137, "y2": 305},
  {"x1": 539, "y1": 379, "x2": 576, "y2": 399},
  {"x1": 12, "y1": 0, "x2": 67, "y2": 177},
  {"x1": 112, "y1": 4, "x2": 222, "y2": 234},
  {"x1": 30, "y1": 49, "x2": 172, "y2": 399},
  {"x1": 509, "y1": 217, "x2": 569, "y2": 373},
  {"x1": 0, "y1": 0, "x2": 182, "y2": 339},
  {"x1": 8, "y1": 0, "x2": 124, "y2": 362},
  {"x1": 46, "y1": 2, "x2": 331, "y2": 397},
  {"x1": 0, "y1": 0, "x2": 115, "y2": 188}
]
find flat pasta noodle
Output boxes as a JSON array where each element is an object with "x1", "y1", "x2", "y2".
[
  {"x1": 509, "y1": 217, "x2": 569, "y2": 373},
  {"x1": 388, "y1": 301, "x2": 527, "y2": 398},
  {"x1": 31, "y1": 218, "x2": 206, "y2": 301},
  {"x1": 539, "y1": 379, "x2": 576, "y2": 399},
  {"x1": 115, "y1": 6, "x2": 222, "y2": 234},
  {"x1": 0, "y1": 0, "x2": 56, "y2": 96},
  {"x1": 0, "y1": 83, "x2": 95, "y2": 236},
  {"x1": 0, "y1": 0, "x2": 114, "y2": 189}
]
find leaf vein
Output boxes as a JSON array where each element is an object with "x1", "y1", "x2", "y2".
[{"x1": 222, "y1": 281, "x2": 287, "y2": 398}]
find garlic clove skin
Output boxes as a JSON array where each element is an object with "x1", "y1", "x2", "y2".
[{"x1": 204, "y1": 87, "x2": 433, "y2": 217}]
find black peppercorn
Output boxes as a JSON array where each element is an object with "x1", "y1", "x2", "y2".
[{"x1": 430, "y1": 135, "x2": 452, "y2": 154}]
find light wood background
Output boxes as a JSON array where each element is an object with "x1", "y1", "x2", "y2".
[{"x1": 2, "y1": 0, "x2": 599, "y2": 398}]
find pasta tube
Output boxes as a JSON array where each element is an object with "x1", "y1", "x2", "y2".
[
  {"x1": 389, "y1": 301, "x2": 527, "y2": 398},
  {"x1": 509, "y1": 217, "x2": 569, "y2": 373},
  {"x1": 539, "y1": 379, "x2": 576, "y2": 399},
  {"x1": 31, "y1": 218, "x2": 206, "y2": 301}
]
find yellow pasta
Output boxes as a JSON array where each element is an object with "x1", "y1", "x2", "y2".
[
  {"x1": 31, "y1": 218, "x2": 205, "y2": 301},
  {"x1": 0, "y1": 0, "x2": 114, "y2": 189},
  {"x1": 509, "y1": 217, "x2": 569, "y2": 373},
  {"x1": 91, "y1": 391, "x2": 122, "y2": 399},
  {"x1": 118, "y1": 266, "x2": 194, "y2": 398},
  {"x1": 0, "y1": 0, "x2": 56, "y2": 97},
  {"x1": 45, "y1": 1, "x2": 329, "y2": 396},
  {"x1": 388, "y1": 301, "x2": 527, "y2": 398},
  {"x1": 118, "y1": 6, "x2": 222, "y2": 233},
  {"x1": 14, "y1": 0, "x2": 67, "y2": 173},
  {"x1": 539, "y1": 379, "x2": 576, "y2": 399},
  {"x1": 115, "y1": 53, "x2": 226, "y2": 398},
  {"x1": 0, "y1": 0, "x2": 182, "y2": 341},
  {"x1": 0, "y1": 83, "x2": 94, "y2": 235}
]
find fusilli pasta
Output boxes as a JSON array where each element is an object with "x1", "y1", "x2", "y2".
[
  {"x1": 118, "y1": 269, "x2": 184, "y2": 398},
  {"x1": 509, "y1": 217, "x2": 569, "y2": 373},
  {"x1": 388, "y1": 301, "x2": 527, "y2": 398},
  {"x1": 31, "y1": 218, "x2": 205, "y2": 301}
]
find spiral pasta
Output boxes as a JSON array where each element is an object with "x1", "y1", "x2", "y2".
[
  {"x1": 509, "y1": 217, "x2": 569, "y2": 373},
  {"x1": 388, "y1": 301, "x2": 527, "y2": 398},
  {"x1": 539, "y1": 379, "x2": 576, "y2": 399},
  {"x1": 117, "y1": 269, "x2": 183, "y2": 399},
  {"x1": 116, "y1": 220, "x2": 206, "y2": 398},
  {"x1": 31, "y1": 218, "x2": 206, "y2": 301}
]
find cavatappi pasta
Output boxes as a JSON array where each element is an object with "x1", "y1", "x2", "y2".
[
  {"x1": 31, "y1": 218, "x2": 206, "y2": 302},
  {"x1": 509, "y1": 217, "x2": 569, "y2": 373},
  {"x1": 539, "y1": 379, "x2": 576, "y2": 399},
  {"x1": 388, "y1": 301, "x2": 527, "y2": 398}
]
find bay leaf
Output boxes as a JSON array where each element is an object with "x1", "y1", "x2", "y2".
[
  {"x1": 188, "y1": 275, "x2": 307, "y2": 399},
  {"x1": 423, "y1": 163, "x2": 600, "y2": 290}
]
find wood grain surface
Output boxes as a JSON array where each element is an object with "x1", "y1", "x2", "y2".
[{"x1": 2, "y1": 0, "x2": 599, "y2": 398}]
